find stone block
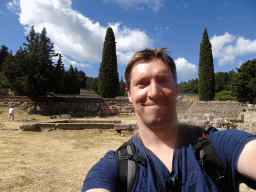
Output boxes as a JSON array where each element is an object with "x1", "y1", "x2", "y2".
[
  {"x1": 115, "y1": 124, "x2": 129, "y2": 130},
  {"x1": 129, "y1": 124, "x2": 138, "y2": 130},
  {"x1": 56, "y1": 123, "x2": 115, "y2": 130},
  {"x1": 20, "y1": 123, "x2": 40, "y2": 131},
  {"x1": 37, "y1": 123, "x2": 56, "y2": 129},
  {"x1": 193, "y1": 114, "x2": 204, "y2": 121},
  {"x1": 61, "y1": 114, "x2": 71, "y2": 119},
  {"x1": 203, "y1": 113, "x2": 215, "y2": 121}
]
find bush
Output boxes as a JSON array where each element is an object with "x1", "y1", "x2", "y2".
[{"x1": 214, "y1": 90, "x2": 237, "y2": 101}]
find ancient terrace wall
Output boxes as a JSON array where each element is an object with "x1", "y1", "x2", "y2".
[
  {"x1": 0, "y1": 96, "x2": 252, "y2": 120},
  {"x1": 0, "y1": 96, "x2": 135, "y2": 116},
  {"x1": 177, "y1": 101, "x2": 244, "y2": 119}
]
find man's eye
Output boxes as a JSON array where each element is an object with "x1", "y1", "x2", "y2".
[
  {"x1": 159, "y1": 78, "x2": 169, "y2": 84},
  {"x1": 137, "y1": 81, "x2": 147, "y2": 86}
]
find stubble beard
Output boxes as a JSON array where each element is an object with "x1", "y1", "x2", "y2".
[{"x1": 137, "y1": 100, "x2": 177, "y2": 130}]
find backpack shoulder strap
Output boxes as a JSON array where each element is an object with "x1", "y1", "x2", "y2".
[
  {"x1": 115, "y1": 139, "x2": 147, "y2": 192},
  {"x1": 178, "y1": 124, "x2": 229, "y2": 190},
  {"x1": 191, "y1": 126, "x2": 227, "y2": 189}
]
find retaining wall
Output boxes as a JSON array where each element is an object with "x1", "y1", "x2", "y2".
[
  {"x1": 0, "y1": 96, "x2": 135, "y2": 116},
  {"x1": 1, "y1": 96, "x2": 256, "y2": 122},
  {"x1": 180, "y1": 101, "x2": 244, "y2": 118}
]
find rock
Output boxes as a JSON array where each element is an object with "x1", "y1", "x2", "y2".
[
  {"x1": 61, "y1": 114, "x2": 71, "y2": 119},
  {"x1": 20, "y1": 123, "x2": 40, "y2": 131},
  {"x1": 203, "y1": 113, "x2": 215, "y2": 121}
]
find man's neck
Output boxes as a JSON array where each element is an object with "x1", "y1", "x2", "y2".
[{"x1": 137, "y1": 117, "x2": 179, "y2": 150}]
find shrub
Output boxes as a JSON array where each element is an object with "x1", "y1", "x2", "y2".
[{"x1": 214, "y1": 90, "x2": 237, "y2": 101}]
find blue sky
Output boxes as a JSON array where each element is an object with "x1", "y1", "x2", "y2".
[{"x1": 1, "y1": 0, "x2": 256, "y2": 83}]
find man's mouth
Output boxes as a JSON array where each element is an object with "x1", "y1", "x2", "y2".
[{"x1": 142, "y1": 103, "x2": 168, "y2": 106}]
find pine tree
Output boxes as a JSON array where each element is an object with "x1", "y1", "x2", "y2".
[
  {"x1": 2, "y1": 26, "x2": 58, "y2": 110},
  {"x1": 98, "y1": 27, "x2": 119, "y2": 98},
  {"x1": 2, "y1": 47, "x2": 27, "y2": 94},
  {"x1": 23, "y1": 26, "x2": 38, "y2": 53},
  {"x1": 77, "y1": 70, "x2": 87, "y2": 90},
  {"x1": 54, "y1": 54, "x2": 65, "y2": 94},
  {"x1": 0, "y1": 45, "x2": 9, "y2": 71},
  {"x1": 198, "y1": 28, "x2": 215, "y2": 101}
]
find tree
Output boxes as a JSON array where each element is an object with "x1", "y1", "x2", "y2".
[
  {"x1": 178, "y1": 78, "x2": 198, "y2": 94},
  {"x1": 77, "y1": 70, "x2": 87, "y2": 90},
  {"x1": 0, "y1": 45, "x2": 9, "y2": 71},
  {"x1": 119, "y1": 75, "x2": 126, "y2": 96},
  {"x1": 0, "y1": 45, "x2": 11, "y2": 88},
  {"x1": 61, "y1": 65, "x2": 86, "y2": 95},
  {"x1": 227, "y1": 70, "x2": 237, "y2": 91},
  {"x1": 214, "y1": 90, "x2": 237, "y2": 101},
  {"x1": 86, "y1": 77, "x2": 98, "y2": 94},
  {"x1": 63, "y1": 65, "x2": 77, "y2": 94},
  {"x1": 215, "y1": 72, "x2": 229, "y2": 93},
  {"x1": 98, "y1": 27, "x2": 119, "y2": 98},
  {"x1": 2, "y1": 47, "x2": 27, "y2": 94},
  {"x1": 232, "y1": 59, "x2": 256, "y2": 103},
  {"x1": 54, "y1": 54, "x2": 65, "y2": 94},
  {"x1": 2, "y1": 26, "x2": 58, "y2": 110},
  {"x1": 198, "y1": 28, "x2": 215, "y2": 101}
]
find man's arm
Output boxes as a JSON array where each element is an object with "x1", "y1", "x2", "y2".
[
  {"x1": 86, "y1": 189, "x2": 111, "y2": 192},
  {"x1": 237, "y1": 139, "x2": 256, "y2": 181}
]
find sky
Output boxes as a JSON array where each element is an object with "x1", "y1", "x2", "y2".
[{"x1": 1, "y1": 0, "x2": 256, "y2": 83}]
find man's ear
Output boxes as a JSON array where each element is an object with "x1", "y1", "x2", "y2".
[{"x1": 125, "y1": 87, "x2": 132, "y2": 103}]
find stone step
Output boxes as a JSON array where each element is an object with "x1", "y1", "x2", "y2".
[
  {"x1": 20, "y1": 120, "x2": 137, "y2": 132},
  {"x1": 56, "y1": 123, "x2": 115, "y2": 130}
]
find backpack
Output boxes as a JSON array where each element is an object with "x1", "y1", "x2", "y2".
[{"x1": 115, "y1": 124, "x2": 231, "y2": 192}]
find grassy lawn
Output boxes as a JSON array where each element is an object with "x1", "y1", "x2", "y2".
[{"x1": 0, "y1": 106, "x2": 136, "y2": 191}]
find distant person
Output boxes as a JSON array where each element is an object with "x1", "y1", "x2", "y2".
[
  {"x1": 8, "y1": 106, "x2": 14, "y2": 121},
  {"x1": 82, "y1": 48, "x2": 256, "y2": 192}
]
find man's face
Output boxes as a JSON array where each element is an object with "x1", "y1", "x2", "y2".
[{"x1": 126, "y1": 59, "x2": 177, "y2": 127}]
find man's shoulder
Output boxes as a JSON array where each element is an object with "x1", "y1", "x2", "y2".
[{"x1": 82, "y1": 150, "x2": 119, "y2": 192}]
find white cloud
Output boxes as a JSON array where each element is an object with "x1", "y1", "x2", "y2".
[
  {"x1": 175, "y1": 58, "x2": 198, "y2": 78},
  {"x1": 211, "y1": 32, "x2": 256, "y2": 65},
  {"x1": 6, "y1": 0, "x2": 20, "y2": 13},
  {"x1": 238, "y1": 60, "x2": 243, "y2": 67},
  {"x1": 7, "y1": 0, "x2": 153, "y2": 65},
  {"x1": 62, "y1": 56, "x2": 93, "y2": 69},
  {"x1": 52, "y1": 55, "x2": 93, "y2": 69},
  {"x1": 103, "y1": 0, "x2": 164, "y2": 12}
]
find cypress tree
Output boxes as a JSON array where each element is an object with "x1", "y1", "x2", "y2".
[
  {"x1": 198, "y1": 28, "x2": 215, "y2": 101},
  {"x1": 119, "y1": 75, "x2": 126, "y2": 96},
  {"x1": 98, "y1": 27, "x2": 119, "y2": 98}
]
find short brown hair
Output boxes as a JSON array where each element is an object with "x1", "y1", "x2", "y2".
[{"x1": 124, "y1": 47, "x2": 177, "y2": 91}]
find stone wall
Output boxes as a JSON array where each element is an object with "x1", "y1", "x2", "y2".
[
  {"x1": 0, "y1": 96, "x2": 34, "y2": 108},
  {"x1": 1, "y1": 96, "x2": 256, "y2": 123},
  {"x1": 177, "y1": 101, "x2": 256, "y2": 133},
  {"x1": 179, "y1": 101, "x2": 244, "y2": 118},
  {"x1": 102, "y1": 98, "x2": 134, "y2": 116},
  {"x1": 0, "y1": 96, "x2": 135, "y2": 116}
]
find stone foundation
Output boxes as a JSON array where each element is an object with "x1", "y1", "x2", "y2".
[{"x1": 19, "y1": 120, "x2": 137, "y2": 132}]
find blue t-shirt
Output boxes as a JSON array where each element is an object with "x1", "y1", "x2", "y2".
[{"x1": 82, "y1": 127, "x2": 256, "y2": 192}]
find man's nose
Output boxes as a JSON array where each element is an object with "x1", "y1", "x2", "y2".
[{"x1": 148, "y1": 81, "x2": 162, "y2": 98}]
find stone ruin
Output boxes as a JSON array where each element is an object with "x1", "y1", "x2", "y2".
[
  {"x1": 177, "y1": 101, "x2": 256, "y2": 134},
  {"x1": 2, "y1": 95, "x2": 256, "y2": 134},
  {"x1": 19, "y1": 119, "x2": 137, "y2": 136}
]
